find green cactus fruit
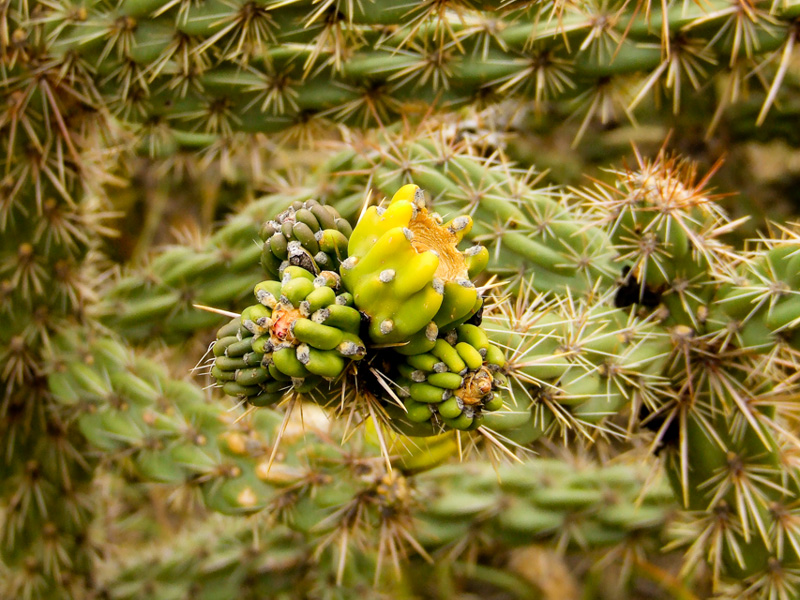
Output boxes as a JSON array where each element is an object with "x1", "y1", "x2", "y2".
[
  {"x1": 393, "y1": 324, "x2": 507, "y2": 432},
  {"x1": 213, "y1": 267, "x2": 366, "y2": 405},
  {"x1": 259, "y1": 199, "x2": 352, "y2": 278},
  {"x1": 213, "y1": 319, "x2": 287, "y2": 407},
  {"x1": 341, "y1": 184, "x2": 486, "y2": 345}
]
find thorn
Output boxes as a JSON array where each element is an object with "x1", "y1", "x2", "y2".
[{"x1": 193, "y1": 304, "x2": 241, "y2": 318}]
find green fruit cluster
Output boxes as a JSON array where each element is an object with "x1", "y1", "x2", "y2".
[
  {"x1": 212, "y1": 184, "x2": 504, "y2": 433},
  {"x1": 259, "y1": 199, "x2": 352, "y2": 277},
  {"x1": 212, "y1": 266, "x2": 366, "y2": 405},
  {"x1": 396, "y1": 326, "x2": 506, "y2": 432}
]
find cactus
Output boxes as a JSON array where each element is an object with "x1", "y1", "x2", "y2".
[
  {"x1": 9, "y1": 0, "x2": 797, "y2": 149},
  {"x1": 259, "y1": 198, "x2": 353, "y2": 277},
  {"x1": 5, "y1": 0, "x2": 800, "y2": 598}
]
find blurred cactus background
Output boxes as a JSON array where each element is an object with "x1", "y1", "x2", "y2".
[{"x1": 4, "y1": 0, "x2": 800, "y2": 598}]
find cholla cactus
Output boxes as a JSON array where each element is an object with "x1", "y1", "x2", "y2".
[
  {"x1": 16, "y1": 0, "x2": 799, "y2": 151},
  {"x1": 5, "y1": 0, "x2": 800, "y2": 598},
  {"x1": 175, "y1": 133, "x2": 800, "y2": 597}
]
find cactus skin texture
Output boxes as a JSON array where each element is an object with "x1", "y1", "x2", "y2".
[{"x1": 17, "y1": 0, "x2": 800, "y2": 153}]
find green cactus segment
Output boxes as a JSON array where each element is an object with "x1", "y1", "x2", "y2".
[
  {"x1": 38, "y1": 0, "x2": 800, "y2": 148},
  {"x1": 658, "y1": 362, "x2": 797, "y2": 587},
  {"x1": 50, "y1": 332, "x2": 298, "y2": 517},
  {"x1": 342, "y1": 184, "x2": 486, "y2": 345},
  {"x1": 480, "y1": 292, "x2": 674, "y2": 440},
  {"x1": 259, "y1": 198, "x2": 352, "y2": 278},
  {"x1": 213, "y1": 268, "x2": 366, "y2": 405},
  {"x1": 393, "y1": 325, "x2": 507, "y2": 432},
  {"x1": 353, "y1": 138, "x2": 618, "y2": 294},
  {"x1": 99, "y1": 520, "x2": 393, "y2": 598},
  {"x1": 100, "y1": 458, "x2": 674, "y2": 597},
  {"x1": 414, "y1": 460, "x2": 673, "y2": 553},
  {"x1": 708, "y1": 243, "x2": 800, "y2": 351},
  {"x1": 577, "y1": 153, "x2": 737, "y2": 329}
]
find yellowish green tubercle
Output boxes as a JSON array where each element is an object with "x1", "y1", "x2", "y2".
[{"x1": 342, "y1": 184, "x2": 487, "y2": 345}]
